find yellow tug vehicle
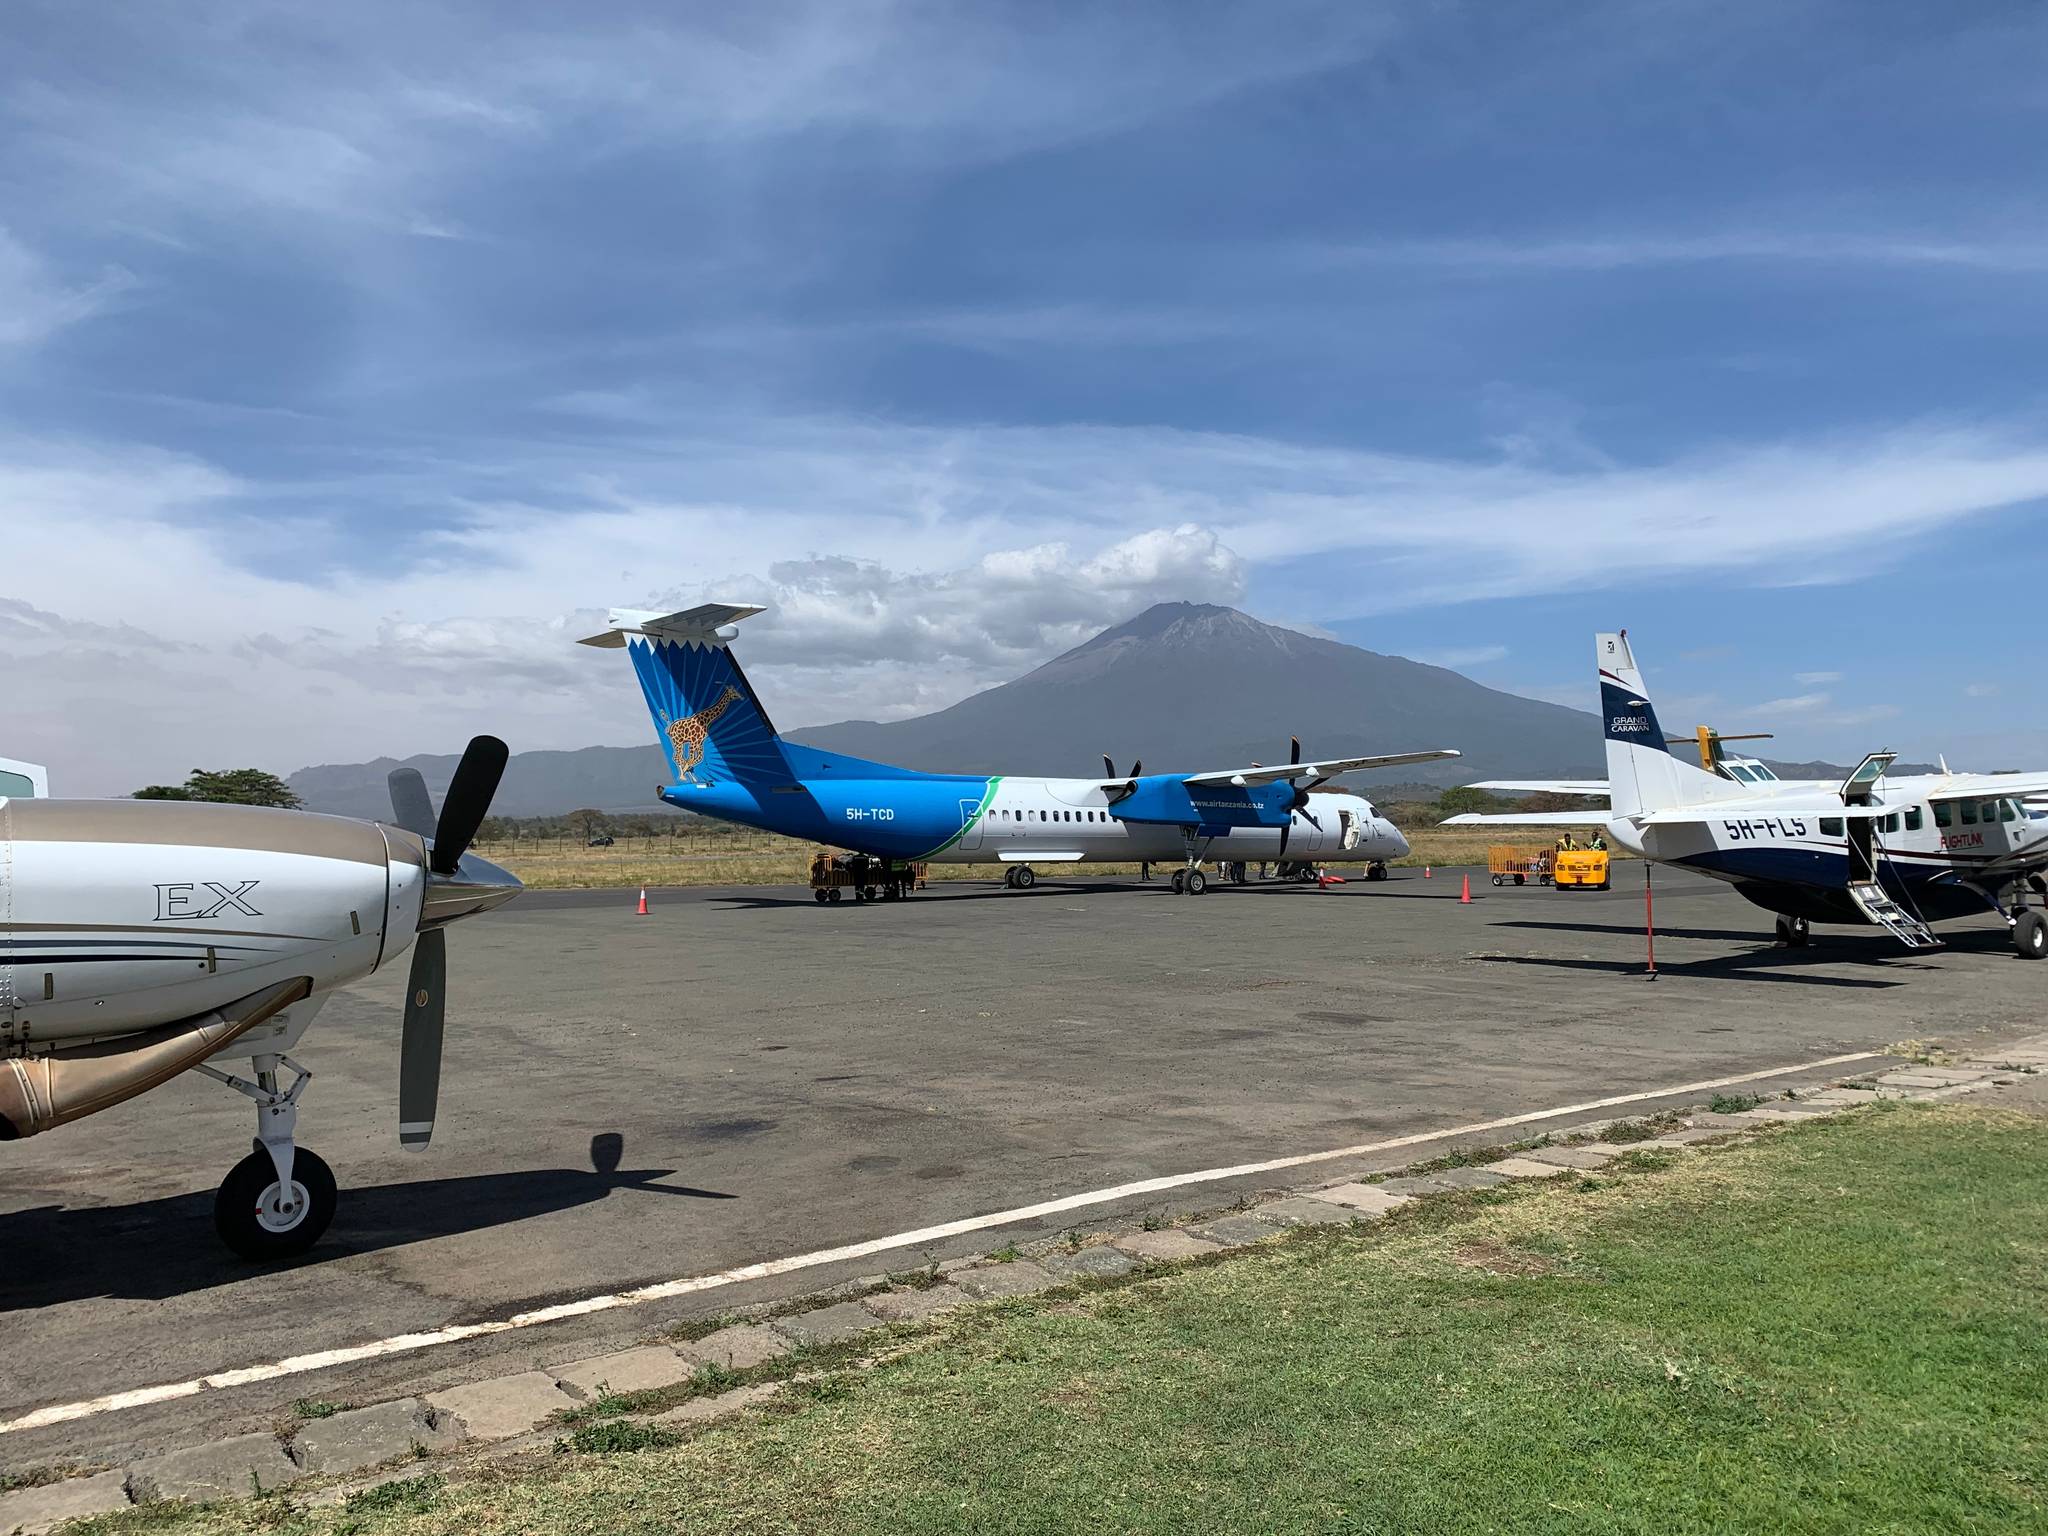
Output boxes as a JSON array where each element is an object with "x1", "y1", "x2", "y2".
[{"x1": 1553, "y1": 847, "x2": 1611, "y2": 891}]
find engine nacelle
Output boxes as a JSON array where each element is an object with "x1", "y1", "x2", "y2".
[{"x1": 1, "y1": 798, "x2": 426, "y2": 1047}]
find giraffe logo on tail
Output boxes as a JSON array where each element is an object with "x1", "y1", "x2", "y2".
[{"x1": 662, "y1": 685, "x2": 744, "y2": 783}]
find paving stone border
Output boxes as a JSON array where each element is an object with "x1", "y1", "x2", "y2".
[{"x1": 6, "y1": 1039, "x2": 2044, "y2": 1536}]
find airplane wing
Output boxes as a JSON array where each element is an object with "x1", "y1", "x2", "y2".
[
  {"x1": 1926, "y1": 774, "x2": 2048, "y2": 802},
  {"x1": 1179, "y1": 749, "x2": 1460, "y2": 788},
  {"x1": 578, "y1": 602, "x2": 768, "y2": 648},
  {"x1": 1441, "y1": 810, "x2": 1613, "y2": 827},
  {"x1": 1464, "y1": 779, "x2": 1609, "y2": 796}
]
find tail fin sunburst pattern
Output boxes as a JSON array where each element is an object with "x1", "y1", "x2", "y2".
[{"x1": 629, "y1": 638, "x2": 792, "y2": 787}]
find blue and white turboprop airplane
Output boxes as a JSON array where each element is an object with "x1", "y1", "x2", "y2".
[
  {"x1": 1445, "y1": 632, "x2": 2048, "y2": 958},
  {"x1": 581, "y1": 603, "x2": 1459, "y2": 898}
]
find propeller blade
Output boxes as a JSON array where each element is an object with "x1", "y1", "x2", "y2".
[
  {"x1": 1290, "y1": 736, "x2": 1301, "y2": 766},
  {"x1": 1103, "y1": 753, "x2": 1116, "y2": 780},
  {"x1": 430, "y1": 735, "x2": 509, "y2": 875},
  {"x1": 399, "y1": 926, "x2": 446, "y2": 1150},
  {"x1": 1129, "y1": 759, "x2": 1141, "y2": 780},
  {"x1": 386, "y1": 767, "x2": 437, "y2": 840}
]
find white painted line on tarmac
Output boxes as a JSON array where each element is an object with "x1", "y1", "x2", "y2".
[{"x1": 0, "y1": 1048, "x2": 1881, "y2": 1436}]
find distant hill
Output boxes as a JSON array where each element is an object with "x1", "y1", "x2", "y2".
[
  {"x1": 288, "y1": 603, "x2": 1916, "y2": 820},
  {"x1": 289, "y1": 743, "x2": 676, "y2": 822}
]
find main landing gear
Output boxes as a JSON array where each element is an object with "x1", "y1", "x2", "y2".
[
  {"x1": 1774, "y1": 915, "x2": 1811, "y2": 948},
  {"x1": 1168, "y1": 828, "x2": 1218, "y2": 895},
  {"x1": 1003, "y1": 865, "x2": 1036, "y2": 890},
  {"x1": 192, "y1": 1052, "x2": 337, "y2": 1259},
  {"x1": 2004, "y1": 873, "x2": 2048, "y2": 960},
  {"x1": 1977, "y1": 874, "x2": 2048, "y2": 960}
]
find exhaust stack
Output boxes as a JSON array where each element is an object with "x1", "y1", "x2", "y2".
[{"x1": 0, "y1": 978, "x2": 310, "y2": 1139}]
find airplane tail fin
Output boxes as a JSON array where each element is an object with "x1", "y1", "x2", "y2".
[
  {"x1": 1597, "y1": 631, "x2": 1741, "y2": 819},
  {"x1": 580, "y1": 604, "x2": 792, "y2": 788}
]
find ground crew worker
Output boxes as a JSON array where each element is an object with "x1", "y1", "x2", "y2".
[
  {"x1": 1589, "y1": 832, "x2": 1608, "y2": 852},
  {"x1": 1556, "y1": 831, "x2": 1578, "y2": 852}
]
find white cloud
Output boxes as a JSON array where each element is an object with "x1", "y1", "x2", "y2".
[
  {"x1": 1793, "y1": 670, "x2": 1842, "y2": 684},
  {"x1": 1322, "y1": 232, "x2": 2048, "y2": 274},
  {"x1": 3, "y1": 4, "x2": 1399, "y2": 243},
  {"x1": 11, "y1": 411, "x2": 2048, "y2": 794},
  {"x1": 0, "y1": 229, "x2": 135, "y2": 348},
  {"x1": 1965, "y1": 682, "x2": 2000, "y2": 698},
  {"x1": 1752, "y1": 693, "x2": 1831, "y2": 716}
]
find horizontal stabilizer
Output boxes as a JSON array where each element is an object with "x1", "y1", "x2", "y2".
[
  {"x1": 578, "y1": 602, "x2": 767, "y2": 649},
  {"x1": 1180, "y1": 748, "x2": 1459, "y2": 788},
  {"x1": 1465, "y1": 779, "x2": 1609, "y2": 796},
  {"x1": 1441, "y1": 810, "x2": 1613, "y2": 827}
]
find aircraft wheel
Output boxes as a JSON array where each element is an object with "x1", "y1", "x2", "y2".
[
  {"x1": 1186, "y1": 869, "x2": 1207, "y2": 895},
  {"x1": 1775, "y1": 914, "x2": 1808, "y2": 947},
  {"x1": 2015, "y1": 910, "x2": 2047, "y2": 960},
  {"x1": 1170, "y1": 870, "x2": 1185, "y2": 894},
  {"x1": 215, "y1": 1148, "x2": 336, "y2": 1261},
  {"x1": 1014, "y1": 866, "x2": 1035, "y2": 890}
]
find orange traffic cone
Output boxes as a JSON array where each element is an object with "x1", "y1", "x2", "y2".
[
  {"x1": 636, "y1": 886, "x2": 649, "y2": 916},
  {"x1": 1423, "y1": 865, "x2": 1431, "y2": 879},
  {"x1": 1459, "y1": 874, "x2": 1472, "y2": 904}
]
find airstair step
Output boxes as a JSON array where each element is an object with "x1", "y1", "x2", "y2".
[{"x1": 1846, "y1": 881, "x2": 1940, "y2": 949}]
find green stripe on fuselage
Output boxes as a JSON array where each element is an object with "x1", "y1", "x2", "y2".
[{"x1": 919, "y1": 776, "x2": 1002, "y2": 861}]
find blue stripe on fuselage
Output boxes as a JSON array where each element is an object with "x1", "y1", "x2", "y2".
[
  {"x1": 661, "y1": 774, "x2": 998, "y2": 861},
  {"x1": 1672, "y1": 842, "x2": 1995, "y2": 923}
]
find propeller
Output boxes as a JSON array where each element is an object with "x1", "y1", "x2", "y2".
[
  {"x1": 1103, "y1": 754, "x2": 1143, "y2": 805},
  {"x1": 430, "y1": 735, "x2": 509, "y2": 875},
  {"x1": 386, "y1": 767, "x2": 436, "y2": 840},
  {"x1": 1276, "y1": 736, "x2": 1326, "y2": 858},
  {"x1": 398, "y1": 927, "x2": 445, "y2": 1149},
  {"x1": 386, "y1": 735, "x2": 516, "y2": 1151}
]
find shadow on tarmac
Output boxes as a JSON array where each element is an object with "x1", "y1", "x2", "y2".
[
  {"x1": 1476, "y1": 953, "x2": 1912, "y2": 988},
  {"x1": 0, "y1": 1134, "x2": 730, "y2": 1311}
]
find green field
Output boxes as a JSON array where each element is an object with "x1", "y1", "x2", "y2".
[{"x1": 86, "y1": 1102, "x2": 2048, "y2": 1535}]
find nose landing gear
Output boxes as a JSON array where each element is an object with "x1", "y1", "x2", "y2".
[{"x1": 193, "y1": 1052, "x2": 337, "y2": 1259}]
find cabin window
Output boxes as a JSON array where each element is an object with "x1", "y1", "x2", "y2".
[
  {"x1": 1961, "y1": 802, "x2": 1979, "y2": 825},
  {"x1": 1755, "y1": 764, "x2": 1778, "y2": 781},
  {"x1": 1934, "y1": 802, "x2": 1953, "y2": 828},
  {"x1": 1877, "y1": 813, "x2": 1899, "y2": 834},
  {"x1": 2001, "y1": 799, "x2": 2017, "y2": 823},
  {"x1": 1727, "y1": 764, "x2": 1755, "y2": 783},
  {"x1": 1819, "y1": 817, "x2": 1844, "y2": 836},
  {"x1": 1905, "y1": 807, "x2": 1924, "y2": 832}
]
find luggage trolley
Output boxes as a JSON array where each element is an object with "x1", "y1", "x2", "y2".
[{"x1": 1487, "y1": 845, "x2": 1554, "y2": 887}]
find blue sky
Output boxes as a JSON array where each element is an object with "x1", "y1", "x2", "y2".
[{"x1": 6, "y1": 0, "x2": 2047, "y2": 793}]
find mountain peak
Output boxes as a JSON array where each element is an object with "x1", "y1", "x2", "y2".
[{"x1": 1075, "y1": 601, "x2": 1297, "y2": 655}]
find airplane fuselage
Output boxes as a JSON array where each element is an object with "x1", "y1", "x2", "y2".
[
  {"x1": 661, "y1": 776, "x2": 1409, "y2": 869},
  {"x1": 1602, "y1": 776, "x2": 2048, "y2": 923}
]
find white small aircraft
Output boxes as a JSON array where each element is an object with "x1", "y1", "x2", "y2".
[
  {"x1": 1, "y1": 739, "x2": 521, "y2": 1257},
  {"x1": 1446, "y1": 632, "x2": 2048, "y2": 957}
]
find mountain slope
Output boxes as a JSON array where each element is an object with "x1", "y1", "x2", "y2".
[{"x1": 784, "y1": 603, "x2": 1602, "y2": 785}]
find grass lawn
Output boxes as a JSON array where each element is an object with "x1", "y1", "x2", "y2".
[{"x1": 79, "y1": 1104, "x2": 2048, "y2": 1535}]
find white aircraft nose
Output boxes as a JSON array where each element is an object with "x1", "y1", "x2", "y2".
[{"x1": 1383, "y1": 821, "x2": 1410, "y2": 858}]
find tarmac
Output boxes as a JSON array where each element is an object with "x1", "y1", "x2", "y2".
[{"x1": 3, "y1": 866, "x2": 2042, "y2": 1471}]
